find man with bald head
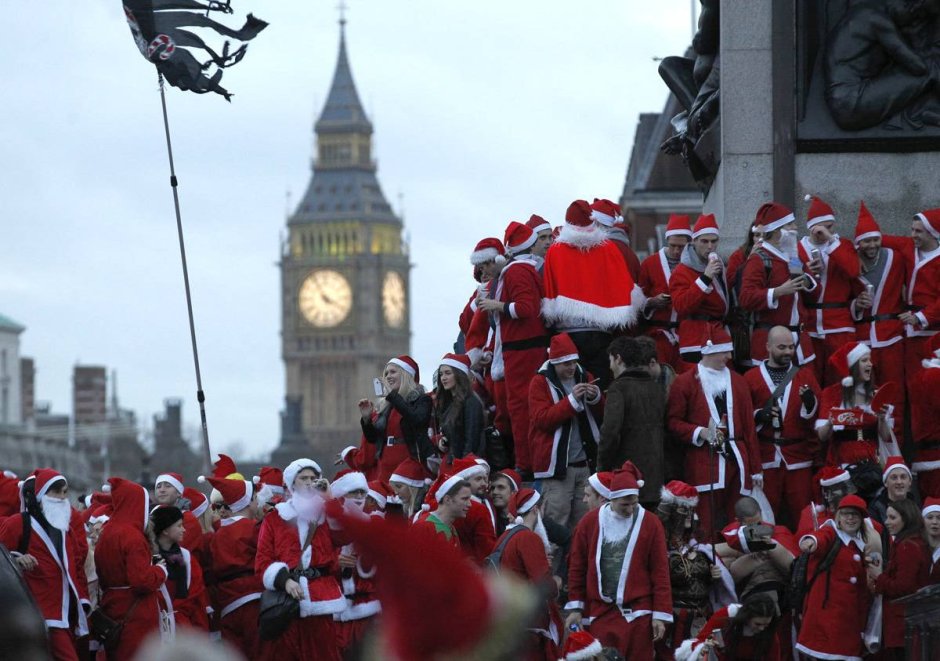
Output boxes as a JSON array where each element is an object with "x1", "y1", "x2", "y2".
[{"x1": 744, "y1": 325, "x2": 822, "y2": 528}]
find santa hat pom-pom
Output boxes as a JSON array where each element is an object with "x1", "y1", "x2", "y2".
[
  {"x1": 101, "y1": 484, "x2": 112, "y2": 493},
  {"x1": 252, "y1": 475, "x2": 261, "y2": 485},
  {"x1": 637, "y1": 479, "x2": 645, "y2": 488},
  {"x1": 17, "y1": 480, "x2": 24, "y2": 489},
  {"x1": 841, "y1": 376, "x2": 854, "y2": 388},
  {"x1": 727, "y1": 603, "x2": 741, "y2": 618},
  {"x1": 804, "y1": 193, "x2": 812, "y2": 202},
  {"x1": 420, "y1": 503, "x2": 430, "y2": 512},
  {"x1": 84, "y1": 495, "x2": 93, "y2": 508},
  {"x1": 3, "y1": 470, "x2": 16, "y2": 479},
  {"x1": 514, "y1": 516, "x2": 524, "y2": 526},
  {"x1": 197, "y1": 475, "x2": 207, "y2": 484},
  {"x1": 815, "y1": 504, "x2": 825, "y2": 512}
]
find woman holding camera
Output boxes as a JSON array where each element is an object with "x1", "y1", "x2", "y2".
[
  {"x1": 357, "y1": 355, "x2": 434, "y2": 483},
  {"x1": 432, "y1": 353, "x2": 484, "y2": 463},
  {"x1": 867, "y1": 498, "x2": 930, "y2": 659},
  {"x1": 674, "y1": 593, "x2": 780, "y2": 661},
  {"x1": 795, "y1": 494, "x2": 876, "y2": 661}
]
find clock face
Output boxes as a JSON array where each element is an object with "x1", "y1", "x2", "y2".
[
  {"x1": 299, "y1": 269, "x2": 352, "y2": 327},
  {"x1": 382, "y1": 271, "x2": 406, "y2": 328}
]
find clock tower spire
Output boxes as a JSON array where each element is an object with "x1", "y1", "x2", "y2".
[{"x1": 273, "y1": 17, "x2": 410, "y2": 467}]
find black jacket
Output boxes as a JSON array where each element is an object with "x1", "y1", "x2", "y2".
[
  {"x1": 436, "y1": 394, "x2": 485, "y2": 459},
  {"x1": 362, "y1": 388, "x2": 435, "y2": 465}
]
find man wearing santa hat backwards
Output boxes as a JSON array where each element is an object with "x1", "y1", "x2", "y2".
[
  {"x1": 0, "y1": 469, "x2": 91, "y2": 660},
  {"x1": 639, "y1": 214, "x2": 692, "y2": 372},
  {"x1": 799, "y1": 195, "x2": 861, "y2": 386},
  {"x1": 912, "y1": 335, "x2": 940, "y2": 498},
  {"x1": 882, "y1": 208, "x2": 940, "y2": 381},
  {"x1": 669, "y1": 213, "x2": 731, "y2": 367},
  {"x1": 202, "y1": 473, "x2": 264, "y2": 658},
  {"x1": 666, "y1": 327, "x2": 763, "y2": 536},
  {"x1": 565, "y1": 462, "x2": 672, "y2": 658},
  {"x1": 542, "y1": 199, "x2": 646, "y2": 389},
  {"x1": 473, "y1": 221, "x2": 550, "y2": 476},
  {"x1": 255, "y1": 458, "x2": 346, "y2": 660}
]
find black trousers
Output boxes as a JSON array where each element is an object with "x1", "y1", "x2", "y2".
[{"x1": 567, "y1": 330, "x2": 613, "y2": 389}]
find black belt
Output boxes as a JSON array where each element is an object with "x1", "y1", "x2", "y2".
[
  {"x1": 805, "y1": 302, "x2": 849, "y2": 309},
  {"x1": 689, "y1": 315, "x2": 725, "y2": 322},
  {"x1": 859, "y1": 313, "x2": 900, "y2": 323},
  {"x1": 918, "y1": 440, "x2": 940, "y2": 451},
  {"x1": 755, "y1": 323, "x2": 802, "y2": 332},
  {"x1": 908, "y1": 305, "x2": 924, "y2": 312},
  {"x1": 291, "y1": 565, "x2": 332, "y2": 581},
  {"x1": 646, "y1": 320, "x2": 679, "y2": 329},
  {"x1": 216, "y1": 569, "x2": 255, "y2": 583},
  {"x1": 503, "y1": 336, "x2": 550, "y2": 351},
  {"x1": 568, "y1": 460, "x2": 589, "y2": 468},
  {"x1": 759, "y1": 437, "x2": 807, "y2": 447}
]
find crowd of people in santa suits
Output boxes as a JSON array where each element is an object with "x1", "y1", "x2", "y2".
[{"x1": 2, "y1": 194, "x2": 940, "y2": 661}]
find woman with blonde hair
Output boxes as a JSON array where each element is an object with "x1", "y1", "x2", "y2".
[{"x1": 358, "y1": 355, "x2": 434, "y2": 483}]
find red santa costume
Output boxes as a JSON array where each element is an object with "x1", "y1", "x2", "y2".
[
  {"x1": 94, "y1": 477, "x2": 168, "y2": 660},
  {"x1": 592, "y1": 198, "x2": 641, "y2": 280},
  {"x1": 447, "y1": 457, "x2": 497, "y2": 563},
  {"x1": 566, "y1": 466, "x2": 672, "y2": 658},
  {"x1": 253, "y1": 466, "x2": 286, "y2": 509},
  {"x1": 202, "y1": 476, "x2": 264, "y2": 658},
  {"x1": 666, "y1": 329, "x2": 762, "y2": 536},
  {"x1": 912, "y1": 335, "x2": 940, "y2": 498},
  {"x1": 542, "y1": 199, "x2": 645, "y2": 386},
  {"x1": 874, "y1": 528, "x2": 930, "y2": 652},
  {"x1": 0, "y1": 470, "x2": 90, "y2": 661},
  {"x1": 744, "y1": 359, "x2": 821, "y2": 525},
  {"x1": 150, "y1": 506, "x2": 210, "y2": 632},
  {"x1": 795, "y1": 466, "x2": 847, "y2": 539},
  {"x1": 328, "y1": 471, "x2": 381, "y2": 656},
  {"x1": 881, "y1": 209, "x2": 940, "y2": 380},
  {"x1": 639, "y1": 214, "x2": 692, "y2": 371},
  {"x1": 495, "y1": 488, "x2": 562, "y2": 661},
  {"x1": 255, "y1": 458, "x2": 345, "y2": 661},
  {"x1": 478, "y1": 221, "x2": 550, "y2": 473},
  {"x1": 669, "y1": 214, "x2": 731, "y2": 364},
  {"x1": 798, "y1": 196, "x2": 860, "y2": 386},
  {"x1": 849, "y1": 203, "x2": 908, "y2": 400},
  {"x1": 0, "y1": 470, "x2": 20, "y2": 519},
  {"x1": 674, "y1": 603, "x2": 781, "y2": 661},
  {"x1": 795, "y1": 496, "x2": 874, "y2": 661}
]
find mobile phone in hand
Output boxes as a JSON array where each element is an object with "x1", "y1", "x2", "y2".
[{"x1": 373, "y1": 378, "x2": 385, "y2": 397}]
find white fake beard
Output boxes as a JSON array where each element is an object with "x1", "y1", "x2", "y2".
[
  {"x1": 601, "y1": 505, "x2": 634, "y2": 543},
  {"x1": 779, "y1": 229, "x2": 799, "y2": 263},
  {"x1": 533, "y1": 513, "x2": 551, "y2": 555},
  {"x1": 41, "y1": 495, "x2": 73, "y2": 532},
  {"x1": 291, "y1": 489, "x2": 325, "y2": 523},
  {"x1": 342, "y1": 497, "x2": 368, "y2": 520},
  {"x1": 698, "y1": 365, "x2": 729, "y2": 401}
]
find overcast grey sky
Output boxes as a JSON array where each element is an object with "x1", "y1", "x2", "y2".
[{"x1": 1, "y1": 1, "x2": 694, "y2": 459}]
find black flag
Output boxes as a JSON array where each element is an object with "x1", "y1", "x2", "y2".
[{"x1": 123, "y1": 0, "x2": 267, "y2": 100}]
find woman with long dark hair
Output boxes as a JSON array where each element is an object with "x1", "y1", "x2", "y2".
[
  {"x1": 432, "y1": 353, "x2": 484, "y2": 462},
  {"x1": 867, "y1": 498, "x2": 930, "y2": 659},
  {"x1": 674, "y1": 592, "x2": 779, "y2": 661}
]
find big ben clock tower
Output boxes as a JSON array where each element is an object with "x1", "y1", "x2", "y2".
[{"x1": 273, "y1": 18, "x2": 410, "y2": 467}]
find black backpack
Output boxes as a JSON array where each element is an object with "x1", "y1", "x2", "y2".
[
  {"x1": 787, "y1": 535, "x2": 842, "y2": 615},
  {"x1": 485, "y1": 526, "x2": 526, "y2": 573}
]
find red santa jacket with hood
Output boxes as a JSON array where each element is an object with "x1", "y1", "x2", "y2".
[
  {"x1": 670, "y1": 246, "x2": 731, "y2": 354},
  {"x1": 798, "y1": 235, "x2": 859, "y2": 336}
]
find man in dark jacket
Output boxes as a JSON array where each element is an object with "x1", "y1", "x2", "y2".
[{"x1": 597, "y1": 336, "x2": 666, "y2": 509}]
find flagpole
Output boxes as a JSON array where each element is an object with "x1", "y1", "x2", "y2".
[{"x1": 157, "y1": 72, "x2": 212, "y2": 476}]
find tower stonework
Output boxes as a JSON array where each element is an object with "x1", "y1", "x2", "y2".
[{"x1": 273, "y1": 21, "x2": 410, "y2": 468}]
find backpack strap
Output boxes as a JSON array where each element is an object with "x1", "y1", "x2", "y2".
[
  {"x1": 488, "y1": 525, "x2": 527, "y2": 570},
  {"x1": 18, "y1": 512, "x2": 31, "y2": 556}
]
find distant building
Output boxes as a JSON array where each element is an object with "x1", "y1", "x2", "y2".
[
  {"x1": 149, "y1": 399, "x2": 200, "y2": 483},
  {"x1": 0, "y1": 313, "x2": 25, "y2": 427},
  {"x1": 20, "y1": 357, "x2": 34, "y2": 424},
  {"x1": 620, "y1": 95, "x2": 702, "y2": 259},
  {"x1": 73, "y1": 365, "x2": 107, "y2": 426}
]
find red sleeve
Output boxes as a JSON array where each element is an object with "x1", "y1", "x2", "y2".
[
  {"x1": 666, "y1": 375, "x2": 701, "y2": 445},
  {"x1": 828, "y1": 239, "x2": 861, "y2": 279},
  {"x1": 638, "y1": 256, "x2": 657, "y2": 296},
  {"x1": 254, "y1": 515, "x2": 280, "y2": 585},
  {"x1": 180, "y1": 552, "x2": 210, "y2": 630},
  {"x1": 669, "y1": 266, "x2": 709, "y2": 316},
  {"x1": 771, "y1": 526, "x2": 799, "y2": 556},
  {"x1": 566, "y1": 516, "x2": 590, "y2": 608},
  {"x1": 817, "y1": 384, "x2": 841, "y2": 424},
  {"x1": 528, "y1": 375, "x2": 579, "y2": 432},
  {"x1": 503, "y1": 266, "x2": 542, "y2": 320},
  {"x1": 465, "y1": 308, "x2": 490, "y2": 352},
  {"x1": 0, "y1": 514, "x2": 23, "y2": 553},
  {"x1": 875, "y1": 539, "x2": 929, "y2": 598},
  {"x1": 515, "y1": 532, "x2": 553, "y2": 587},
  {"x1": 739, "y1": 253, "x2": 774, "y2": 311},
  {"x1": 126, "y1": 534, "x2": 168, "y2": 594}
]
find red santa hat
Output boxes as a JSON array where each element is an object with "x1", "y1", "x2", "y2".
[
  {"x1": 565, "y1": 199, "x2": 594, "y2": 228},
  {"x1": 24, "y1": 468, "x2": 67, "y2": 500},
  {"x1": 508, "y1": 488, "x2": 541, "y2": 525},
  {"x1": 691, "y1": 213, "x2": 719, "y2": 239},
  {"x1": 854, "y1": 202, "x2": 882, "y2": 245},
  {"x1": 836, "y1": 494, "x2": 868, "y2": 514},
  {"x1": 587, "y1": 471, "x2": 613, "y2": 500},
  {"x1": 198, "y1": 475, "x2": 253, "y2": 512},
  {"x1": 664, "y1": 214, "x2": 692, "y2": 238},
  {"x1": 914, "y1": 208, "x2": 940, "y2": 240},
  {"x1": 88, "y1": 504, "x2": 112, "y2": 526},
  {"x1": 504, "y1": 221, "x2": 537, "y2": 255},
  {"x1": 388, "y1": 355, "x2": 420, "y2": 384},
  {"x1": 660, "y1": 480, "x2": 699, "y2": 508},
  {"x1": 700, "y1": 326, "x2": 733, "y2": 355},
  {"x1": 469, "y1": 237, "x2": 507, "y2": 266},
  {"x1": 526, "y1": 214, "x2": 552, "y2": 234},
  {"x1": 331, "y1": 470, "x2": 369, "y2": 499},
  {"x1": 590, "y1": 198, "x2": 623, "y2": 228},
  {"x1": 609, "y1": 461, "x2": 644, "y2": 499},
  {"x1": 497, "y1": 469, "x2": 522, "y2": 492},
  {"x1": 562, "y1": 630, "x2": 603, "y2": 660},
  {"x1": 440, "y1": 353, "x2": 471, "y2": 375},
  {"x1": 389, "y1": 458, "x2": 428, "y2": 488},
  {"x1": 754, "y1": 201, "x2": 796, "y2": 233},
  {"x1": 548, "y1": 332, "x2": 580, "y2": 364},
  {"x1": 882, "y1": 456, "x2": 911, "y2": 484},
  {"x1": 212, "y1": 454, "x2": 243, "y2": 480},
  {"x1": 828, "y1": 341, "x2": 871, "y2": 387},
  {"x1": 367, "y1": 480, "x2": 393, "y2": 510},
  {"x1": 183, "y1": 486, "x2": 209, "y2": 518},
  {"x1": 817, "y1": 465, "x2": 851, "y2": 488},
  {"x1": 805, "y1": 194, "x2": 836, "y2": 228},
  {"x1": 154, "y1": 472, "x2": 185, "y2": 495},
  {"x1": 922, "y1": 497, "x2": 940, "y2": 517},
  {"x1": 107, "y1": 477, "x2": 151, "y2": 532},
  {"x1": 282, "y1": 458, "x2": 323, "y2": 492},
  {"x1": 252, "y1": 466, "x2": 285, "y2": 495},
  {"x1": 452, "y1": 456, "x2": 487, "y2": 481}
]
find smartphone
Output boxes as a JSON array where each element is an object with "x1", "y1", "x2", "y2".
[
  {"x1": 810, "y1": 248, "x2": 821, "y2": 262},
  {"x1": 152, "y1": 554, "x2": 162, "y2": 565},
  {"x1": 662, "y1": 293, "x2": 671, "y2": 300},
  {"x1": 372, "y1": 378, "x2": 385, "y2": 397}
]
